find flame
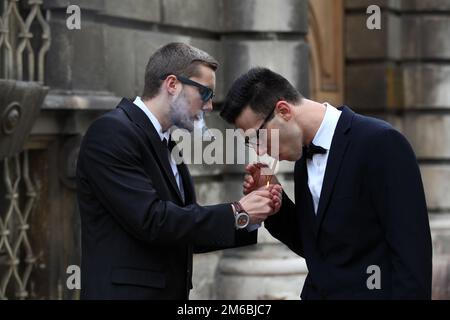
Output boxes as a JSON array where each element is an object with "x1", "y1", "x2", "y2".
[
  {"x1": 266, "y1": 176, "x2": 271, "y2": 189},
  {"x1": 264, "y1": 159, "x2": 278, "y2": 189}
]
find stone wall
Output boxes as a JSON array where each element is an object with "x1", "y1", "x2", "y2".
[{"x1": 345, "y1": 0, "x2": 450, "y2": 299}]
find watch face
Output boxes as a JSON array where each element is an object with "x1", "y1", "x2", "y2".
[{"x1": 236, "y1": 212, "x2": 249, "y2": 228}]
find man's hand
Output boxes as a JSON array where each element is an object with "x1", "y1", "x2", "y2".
[
  {"x1": 268, "y1": 184, "x2": 283, "y2": 214},
  {"x1": 238, "y1": 184, "x2": 283, "y2": 224},
  {"x1": 243, "y1": 163, "x2": 281, "y2": 195}
]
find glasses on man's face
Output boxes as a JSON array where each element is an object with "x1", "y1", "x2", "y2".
[
  {"x1": 245, "y1": 106, "x2": 276, "y2": 149},
  {"x1": 175, "y1": 75, "x2": 215, "y2": 102}
]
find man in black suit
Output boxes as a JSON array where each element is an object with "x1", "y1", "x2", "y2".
[
  {"x1": 76, "y1": 44, "x2": 282, "y2": 299},
  {"x1": 220, "y1": 67, "x2": 432, "y2": 300}
]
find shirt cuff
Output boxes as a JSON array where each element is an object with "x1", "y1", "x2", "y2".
[{"x1": 246, "y1": 223, "x2": 261, "y2": 232}]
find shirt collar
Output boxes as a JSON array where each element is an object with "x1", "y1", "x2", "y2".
[
  {"x1": 312, "y1": 102, "x2": 342, "y2": 150},
  {"x1": 133, "y1": 96, "x2": 170, "y2": 141}
]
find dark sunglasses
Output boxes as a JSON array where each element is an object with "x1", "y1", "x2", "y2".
[
  {"x1": 160, "y1": 75, "x2": 215, "y2": 102},
  {"x1": 245, "y1": 106, "x2": 276, "y2": 148}
]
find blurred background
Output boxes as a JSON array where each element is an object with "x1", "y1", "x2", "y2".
[{"x1": 0, "y1": 0, "x2": 449, "y2": 300}]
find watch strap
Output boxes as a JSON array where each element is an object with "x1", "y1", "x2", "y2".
[{"x1": 233, "y1": 201, "x2": 245, "y2": 213}]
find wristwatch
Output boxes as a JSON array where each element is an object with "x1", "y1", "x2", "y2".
[{"x1": 232, "y1": 201, "x2": 250, "y2": 229}]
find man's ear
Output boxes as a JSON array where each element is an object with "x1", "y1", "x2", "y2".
[
  {"x1": 164, "y1": 75, "x2": 179, "y2": 96},
  {"x1": 275, "y1": 101, "x2": 293, "y2": 121}
]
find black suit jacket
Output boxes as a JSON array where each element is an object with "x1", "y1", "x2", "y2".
[
  {"x1": 265, "y1": 106, "x2": 432, "y2": 300},
  {"x1": 76, "y1": 98, "x2": 256, "y2": 299}
]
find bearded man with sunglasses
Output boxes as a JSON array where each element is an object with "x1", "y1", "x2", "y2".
[{"x1": 76, "y1": 43, "x2": 282, "y2": 299}]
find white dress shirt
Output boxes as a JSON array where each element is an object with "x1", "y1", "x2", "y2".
[
  {"x1": 307, "y1": 103, "x2": 342, "y2": 215},
  {"x1": 133, "y1": 97, "x2": 185, "y2": 201}
]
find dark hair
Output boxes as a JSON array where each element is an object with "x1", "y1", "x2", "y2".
[
  {"x1": 220, "y1": 67, "x2": 302, "y2": 124},
  {"x1": 142, "y1": 42, "x2": 219, "y2": 100}
]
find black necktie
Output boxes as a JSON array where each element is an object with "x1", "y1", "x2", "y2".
[
  {"x1": 303, "y1": 143, "x2": 327, "y2": 160},
  {"x1": 162, "y1": 137, "x2": 175, "y2": 152},
  {"x1": 162, "y1": 137, "x2": 185, "y2": 202}
]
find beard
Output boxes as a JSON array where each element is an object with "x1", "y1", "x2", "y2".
[{"x1": 169, "y1": 90, "x2": 197, "y2": 131}]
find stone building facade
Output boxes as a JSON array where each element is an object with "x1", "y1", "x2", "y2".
[
  {"x1": 345, "y1": 0, "x2": 450, "y2": 300},
  {"x1": 0, "y1": 0, "x2": 449, "y2": 299}
]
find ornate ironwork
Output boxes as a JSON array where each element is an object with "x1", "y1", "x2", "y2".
[
  {"x1": 0, "y1": 151, "x2": 38, "y2": 299},
  {"x1": 0, "y1": 0, "x2": 51, "y2": 83},
  {"x1": 0, "y1": 1, "x2": 50, "y2": 299}
]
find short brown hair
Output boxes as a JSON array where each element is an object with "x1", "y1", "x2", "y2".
[
  {"x1": 221, "y1": 67, "x2": 302, "y2": 124},
  {"x1": 142, "y1": 42, "x2": 219, "y2": 100}
]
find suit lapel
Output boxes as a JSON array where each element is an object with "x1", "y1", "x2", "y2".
[
  {"x1": 117, "y1": 98, "x2": 184, "y2": 204},
  {"x1": 315, "y1": 106, "x2": 355, "y2": 235}
]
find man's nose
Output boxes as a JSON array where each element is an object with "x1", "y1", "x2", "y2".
[{"x1": 203, "y1": 99, "x2": 213, "y2": 112}]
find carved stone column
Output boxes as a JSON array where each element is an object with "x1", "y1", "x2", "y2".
[{"x1": 216, "y1": 228, "x2": 308, "y2": 300}]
